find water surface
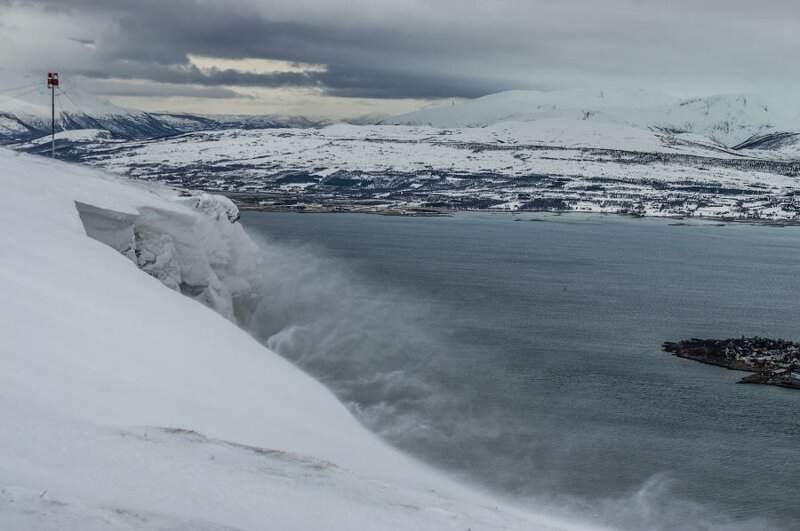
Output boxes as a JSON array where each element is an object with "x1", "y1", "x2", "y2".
[{"x1": 242, "y1": 212, "x2": 800, "y2": 530}]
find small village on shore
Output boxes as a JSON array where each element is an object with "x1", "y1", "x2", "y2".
[{"x1": 663, "y1": 337, "x2": 800, "y2": 390}]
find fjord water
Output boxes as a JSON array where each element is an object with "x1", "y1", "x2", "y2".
[{"x1": 242, "y1": 212, "x2": 800, "y2": 530}]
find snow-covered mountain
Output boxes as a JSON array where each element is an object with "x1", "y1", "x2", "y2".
[
  {"x1": 735, "y1": 131, "x2": 800, "y2": 160},
  {"x1": 152, "y1": 112, "x2": 323, "y2": 133},
  {"x1": 0, "y1": 147, "x2": 593, "y2": 530},
  {"x1": 0, "y1": 77, "x2": 178, "y2": 142},
  {"x1": 7, "y1": 80, "x2": 800, "y2": 222},
  {"x1": 388, "y1": 89, "x2": 800, "y2": 147},
  {"x1": 8, "y1": 79, "x2": 797, "y2": 150},
  {"x1": 0, "y1": 76, "x2": 327, "y2": 143},
  {"x1": 18, "y1": 121, "x2": 800, "y2": 222}
]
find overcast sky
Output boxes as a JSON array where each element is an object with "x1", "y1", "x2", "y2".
[{"x1": 2, "y1": 0, "x2": 799, "y2": 118}]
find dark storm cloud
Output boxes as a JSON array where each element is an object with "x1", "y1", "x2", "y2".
[
  {"x1": 80, "y1": 78, "x2": 246, "y2": 99},
  {"x1": 84, "y1": 62, "x2": 497, "y2": 99},
  {"x1": 319, "y1": 66, "x2": 505, "y2": 99},
  {"x1": 0, "y1": 0, "x2": 524, "y2": 98},
  {"x1": 82, "y1": 63, "x2": 322, "y2": 90},
  {"x1": 4, "y1": 0, "x2": 800, "y2": 100}
]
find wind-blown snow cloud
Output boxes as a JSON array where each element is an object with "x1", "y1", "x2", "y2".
[{"x1": 2, "y1": 0, "x2": 800, "y2": 116}]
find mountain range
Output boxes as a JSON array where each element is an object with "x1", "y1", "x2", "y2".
[
  {"x1": 0, "y1": 77, "x2": 333, "y2": 143},
  {"x1": 389, "y1": 88, "x2": 800, "y2": 149},
  {"x1": 4, "y1": 80, "x2": 800, "y2": 152},
  {"x1": 4, "y1": 80, "x2": 800, "y2": 221}
]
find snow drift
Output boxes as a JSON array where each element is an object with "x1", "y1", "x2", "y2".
[
  {"x1": 0, "y1": 148, "x2": 595, "y2": 530},
  {"x1": 75, "y1": 190, "x2": 259, "y2": 325}
]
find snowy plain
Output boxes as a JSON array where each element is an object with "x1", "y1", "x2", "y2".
[{"x1": 0, "y1": 148, "x2": 606, "y2": 530}]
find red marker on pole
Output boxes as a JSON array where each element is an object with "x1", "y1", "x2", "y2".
[{"x1": 47, "y1": 73, "x2": 59, "y2": 157}]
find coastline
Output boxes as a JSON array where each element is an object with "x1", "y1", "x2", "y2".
[
  {"x1": 234, "y1": 199, "x2": 800, "y2": 226},
  {"x1": 664, "y1": 338, "x2": 800, "y2": 390}
]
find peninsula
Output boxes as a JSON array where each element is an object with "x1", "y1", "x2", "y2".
[{"x1": 663, "y1": 337, "x2": 800, "y2": 390}]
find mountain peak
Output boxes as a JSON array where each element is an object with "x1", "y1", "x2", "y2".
[{"x1": 388, "y1": 88, "x2": 800, "y2": 147}]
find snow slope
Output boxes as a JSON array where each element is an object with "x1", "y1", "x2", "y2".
[
  {"x1": 389, "y1": 89, "x2": 673, "y2": 127},
  {"x1": 152, "y1": 112, "x2": 322, "y2": 133},
  {"x1": 0, "y1": 75, "x2": 324, "y2": 143},
  {"x1": 388, "y1": 89, "x2": 800, "y2": 147},
  {"x1": 0, "y1": 75, "x2": 175, "y2": 141},
  {"x1": 0, "y1": 148, "x2": 593, "y2": 530},
  {"x1": 736, "y1": 131, "x2": 800, "y2": 160}
]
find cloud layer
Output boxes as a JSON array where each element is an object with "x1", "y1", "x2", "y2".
[{"x1": 2, "y1": 0, "x2": 800, "y2": 114}]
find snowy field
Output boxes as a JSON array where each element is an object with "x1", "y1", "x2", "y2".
[
  {"x1": 0, "y1": 148, "x2": 597, "y2": 530},
  {"x1": 26, "y1": 120, "x2": 800, "y2": 221}
]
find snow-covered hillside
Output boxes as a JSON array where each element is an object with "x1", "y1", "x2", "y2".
[
  {"x1": 152, "y1": 112, "x2": 323, "y2": 133},
  {"x1": 0, "y1": 76, "x2": 176, "y2": 142},
  {"x1": 0, "y1": 148, "x2": 594, "y2": 530},
  {"x1": 389, "y1": 89, "x2": 800, "y2": 147},
  {"x1": 6, "y1": 80, "x2": 800, "y2": 151},
  {"x1": 29, "y1": 122, "x2": 800, "y2": 221},
  {"x1": 0, "y1": 76, "x2": 325, "y2": 143},
  {"x1": 7, "y1": 80, "x2": 800, "y2": 222}
]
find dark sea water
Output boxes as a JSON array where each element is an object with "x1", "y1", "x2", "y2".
[{"x1": 241, "y1": 211, "x2": 800, "y2": 530}]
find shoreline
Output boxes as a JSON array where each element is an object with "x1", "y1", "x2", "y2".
[
  {"x1": 235, "y1": 201, "x2": 800, "y2": 226},
  {"x1": 664, "y1": 338, "x2": 800, "y2": 390}
]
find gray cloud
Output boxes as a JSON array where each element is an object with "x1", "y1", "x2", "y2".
[
  {"x1": 67, "y1": 37, "x2": 94, "y2": 46},
  {"x1": 79, "y1": 78, "x2": 247, "y2": 99},
  {"x1": 3, "y1": 0, "x2": 800, "y2": 105},
  {"x1": 79, "y1": 61, "x2": 504, "y2": 99}
]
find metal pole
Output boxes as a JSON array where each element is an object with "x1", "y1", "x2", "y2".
[{"x1": 51, "y1": 83, "x2": 55, "y2": 157}]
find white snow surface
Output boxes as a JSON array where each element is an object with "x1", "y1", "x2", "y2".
[
  {"x1": 388, "y1": 89, "x2": 800, "y2": 147},
  {"x1": 52, "y1": 120, "x2": 800, "y2": 221},
  {"x1": 0, "y1": 75, "x2": 134, "y2": 121},
  {"x1": 23, "y1": 128, "x2": 121, "y2": 145},
  {"x1": 0, "y1": 74, "x2": 175, "y2": 141},
  {"x1": 0, "y1": 148, "x2": 595, "y2": 530}
]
